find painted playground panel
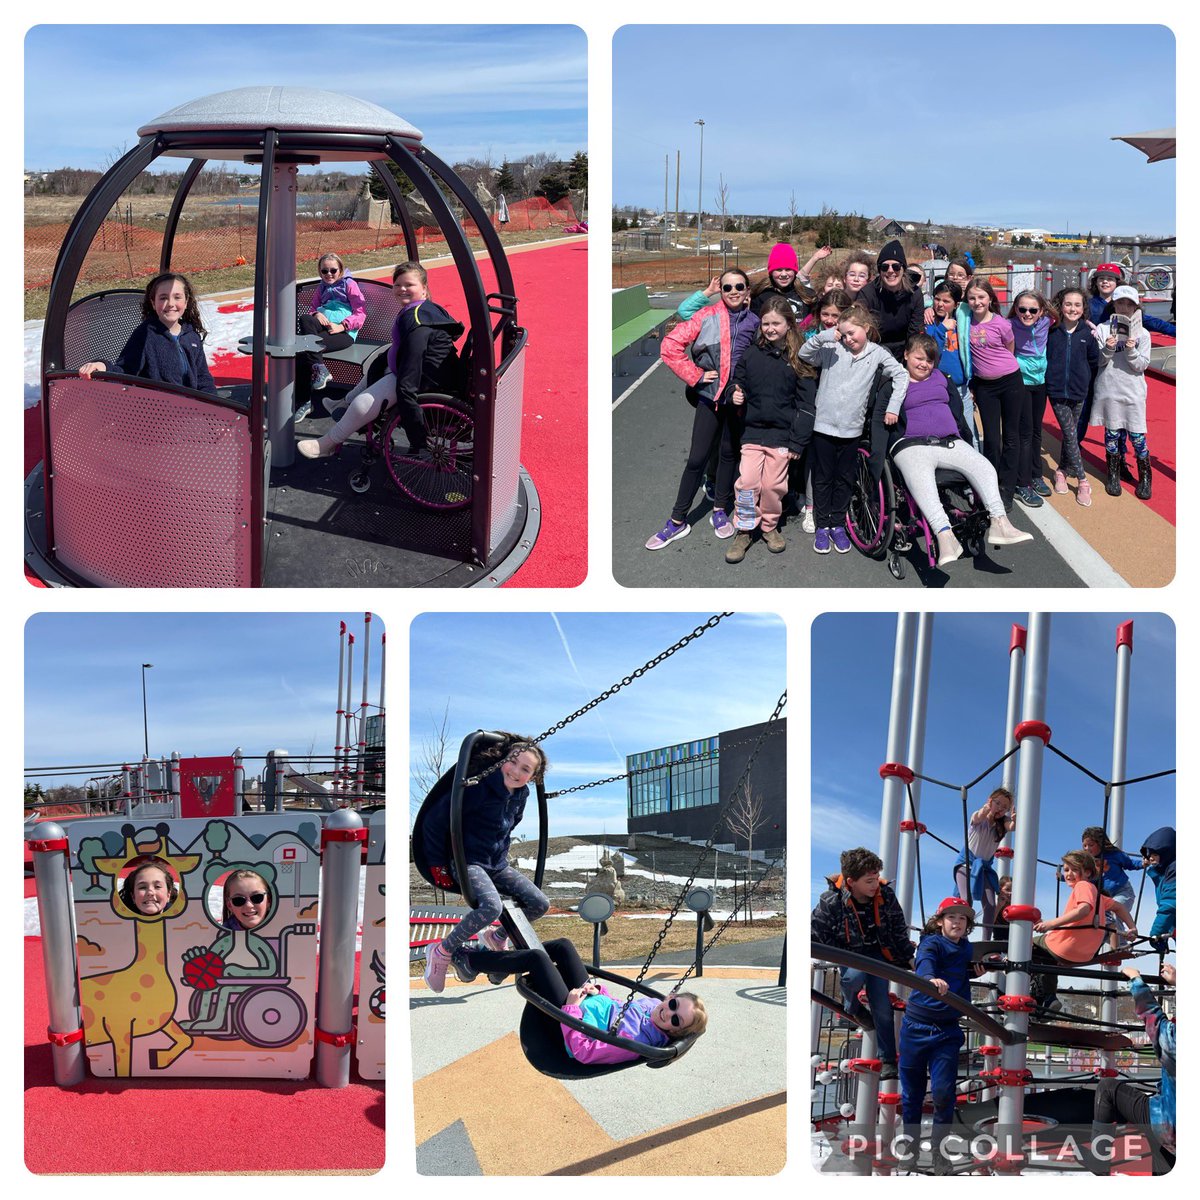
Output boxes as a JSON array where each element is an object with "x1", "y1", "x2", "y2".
[
  {"x1": 67, "y1": 814, "x2": 322, "y2": 1079},
  {"x1": 357, "y1": 808, "x2": 385, "y2": 1079}
]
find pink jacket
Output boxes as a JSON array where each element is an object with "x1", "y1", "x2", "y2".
[
  {"x1": 308, "y1": 276, "x2": 368, "y2": 335},
  {"x1": 559, "y1": 983, "x2": 663, "y2": 1065},
  {"x1": 661, "y1": 302, "x2": 739, "y2": 408}
]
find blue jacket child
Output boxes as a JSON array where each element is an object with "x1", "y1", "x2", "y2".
[
  {"x1": 1140, "y1": 827, "x2": 1176, "y2": 950},
  {"x1": 110, "y1": 318, "x2": 218, "y2": 396},
  {"x1": 1130, "y1": 969, "x2": 1176, "y2": 1156}
]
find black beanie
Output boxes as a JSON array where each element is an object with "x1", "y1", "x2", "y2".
[{"x1": 877, "y1": 240, "x2": 908, "y2": 271}]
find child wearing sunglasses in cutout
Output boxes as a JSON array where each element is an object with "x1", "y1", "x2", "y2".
[
  {"x1": 646, "y1": 268, "x2": 759, "y2": 550},
  {"x1": 1006, "y1": 290, "x2": 1056, "y2": 508},
  {"x1": 450, "y1": 936, "x2": 707, "y2": 1064}
]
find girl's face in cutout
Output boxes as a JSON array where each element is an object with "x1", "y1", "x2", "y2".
[
  {"x1": 1096, "y1": 274, "x2": 1118, "y2": 297},
  {"x1": 132, "y1": 866, "x2": 171, "y2": 915},
  {"x1": 501, "y1": 749, "x2": 540, "y2": 791},
  {"x1": 905, "y1": 346, "x2": 936, "y2": 382},
  {"x1": 153, "y1": 279, "x2": 188, "y2": 331},
  {"x1": 393, "y1": 271, "x2": 428, "y2": 306},
  {"x1": 759, "y1": 310, "x2": 789, "y2": 344},
  {"x1": 1060, "y1": 292, "x2": 1086, "y2": 324},
  {"x1": 837, "y1": 320, "x2": 868, "y2": 356},
  {"x1": 720, "y1": 273, "x2": 748, "y2": 310},
  {"x1": 819, "y1": 303, "x2": 842, "y2": 329},
  {"x1": 966, "y1": 287, "x2": 991, "y2": 316},
  {"x1": 226, "y1": 877, "x2": 269, "y2": 929},
  {"x1": 946, "y1": 264, "x2": 971, "y2": 291},
  {"x1": 844, "y1": 262, "x2": 870, "y2": 293}
]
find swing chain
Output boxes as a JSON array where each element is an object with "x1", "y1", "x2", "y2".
[{"x1": 466, "y1": 613, "x2": 733, "y2": 786}]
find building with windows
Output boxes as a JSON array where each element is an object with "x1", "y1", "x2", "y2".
[{"x1": 626, "y1": 720, "x2": 786, "y2": 853}]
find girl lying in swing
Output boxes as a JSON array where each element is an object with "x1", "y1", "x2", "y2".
[{"x1": 451, "y1": 936, "x2": 708, "y2": 1064}]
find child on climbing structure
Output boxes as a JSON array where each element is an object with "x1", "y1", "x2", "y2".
[
  {"x1": 119, "y1": 857, "x2": 178, "y2": 916},
  {"x1": 1081, "y1": 826, "x2": 1143, "y2": 913},
  {"x1": 1140, "y1": 827, "x2": 1176, "y2": 953},
  {"x1": 421, "y1": 734, "x2": 551, "y2": 992},
  {"x1": 952, "y1": 787, "x2": 1015, "y2": 937},
  {"x1": 811, "y1": 847, "x2": 916, "y2": 1080},
  {"x1": 899, "y1": 896, "x2": 978, "y2": 1175}
]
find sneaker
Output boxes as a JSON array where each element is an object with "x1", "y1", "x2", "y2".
[
  {"x1": 710, "y1": 508, "x2": 735, "y2": 539},
  {"x1": 645, "y1": 518, "x2": 690, "y2": 551},
  {"x1": 879, "y1": 1059, "x2": 899, "y2": 1082},
  {"x1": 830, "y1": 526, "x2": 852, "y2": 554},
  {"x1": 311, "y1": 363, "x2": 333, "y2": 391},
  {"x1": 321, "y1": 392, "x2": 349, "y2": 418},
  {"x1": 1053, "y1": 469, "x2": 1068, "y2": 494},
  {"x1": 813, "y1": 527, "x2": 832, "y2": 554},
  {"x1": 801, "y1": 507, "x2": 816, "y2": 534},
  {"x1": 702, "y1": 475, "x2": 716, "y2": 503},
  {"x1": 988, "y1": 515, "x2": 1034, "y2": 548},
  {"x1": 763, "y1": 527, "x2": 786, "y2": 553},
  {"x1": 936, "y1": 529, "x2": 964, "y2": 565},
  {"x1": 1076, "y1": 479, "x2": 1092, "y2": 507},
  {"x1": 479, "y1": 926, "x2": 509, "y2": 953},
  {"x1": 450, "y1": 948, "x2": 478, "y2": 984},
  {"x1": 1032, "y1": 477, "x2": 1052, "y2": 497},
  {"x1": 725, "y1": 530, "x2": 753, "y2": 563},
  {"x1": 423, "y1": 944, "x2": 450, "y2": 993},
  {"x1": 1014, "y1": 485, "x2": 1044, "y2": 508},
  {"x1": 294, "y1": 400, "x2": 312, "y2": 423}
]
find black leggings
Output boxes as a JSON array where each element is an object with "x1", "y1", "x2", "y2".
[
  {"x1": 465, "y1": 937, "x2": 589, "y2": 1006},
  {"x1": 972, "y1": 370, "x2": 1025, "y2": 499},
  {"x1": 810, "y1": 431, "x2": 858, "y2": 527},
  {"x1": 295, "y1": 314, "x2": 354, "y2": 402},
  {"x1": 1025, "y1": 382, "x2": 1048, "y2": 484},
  {"x1": 671, "y1": 400, "x2": 742, "y2": 521},
  {"x1": 1093, "y1": 1079, "x2": 1173, "y2": 1174}
]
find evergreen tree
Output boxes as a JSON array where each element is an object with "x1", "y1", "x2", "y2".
[
  {"x1": 566, "y1": 151, "x2": 588, "y2": 191},
  {"x1": 495, "y1": 161, "x2": 517, "y2": 194}
]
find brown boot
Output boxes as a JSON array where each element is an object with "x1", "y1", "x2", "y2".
[
  {"x1": 763, "y1": 527, "x2": 786, "y2": 553},
  {"x1": 725, "y1": 531, "x2": 753, "y2": 563}
]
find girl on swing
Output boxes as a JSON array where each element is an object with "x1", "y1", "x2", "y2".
[{"x1": 421, "y1": 734, "x2": 552, "y2": 992}]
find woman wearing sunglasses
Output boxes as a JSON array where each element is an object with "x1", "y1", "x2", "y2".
[
  {"x1": 646, "y1": 267, "x2": 759, "y2": 550},
  {"x1": 857, "y1": 241, "x2": 926, "y2": 362},
  {"x1": 448, "y1": 936, "x2": 708, "y2": 1064},
  {"x1": 293, "y1": 252, "x2": 368, "y2": 421}
]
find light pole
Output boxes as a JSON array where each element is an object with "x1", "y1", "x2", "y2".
[
  {"x1": 694, "y1": 119, "x2": 705, "y2": 255},
  {"x1": 141, "y1": 663, "x2": 153, "y2": 758}
]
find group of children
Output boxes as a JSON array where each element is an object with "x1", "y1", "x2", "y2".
[
  {"x1": 646, "y1": 242, "x2": 1163, "y2": 567},
  {"x1": 813, "y1": 814, "x2": 1176, "y2": 1173}
]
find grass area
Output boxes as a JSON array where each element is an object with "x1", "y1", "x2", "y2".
[{"x1": 410, "y1": 913, "x2": 784, "y2": 977}]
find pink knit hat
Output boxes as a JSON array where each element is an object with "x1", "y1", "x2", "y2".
[{"x1": 767, "y1": 243, "x2": 799, "y2": 273}]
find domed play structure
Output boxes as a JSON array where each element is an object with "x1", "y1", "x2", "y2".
[{"x1": 26, "y1": 87, "x2": 538, "y2": 587}]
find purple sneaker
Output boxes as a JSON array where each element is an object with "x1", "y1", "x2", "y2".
[
  {"x1": 831, "y1": 526, "x2": 852, "y2": 554},
  {"x1": 645, "y1": 518, "x2": 690, "y2": 551},
  {"x1": 423, "y1": 943, "x2": 450, "y2": 993},
  {"x1": 813, "y1": 527, "x2": 832, "y2": 554},
  {"x1": 710, "y1": 508, "x2": 735, "y2": 539}
]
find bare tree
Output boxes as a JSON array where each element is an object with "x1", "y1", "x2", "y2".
[
  {"x1": 714, "y1": 175, "x2": 731, "y2": 234},
  {"x1": 788, "y1": 191, "x2": 798, "y2": 240},
  {"x1": 410, "y1": 700, "x2": 453, "y2": 817},
  {"x1": 725, "y1": 779, "x2": 767, "y2": 922}
]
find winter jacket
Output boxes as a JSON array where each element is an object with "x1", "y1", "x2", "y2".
[
  {"x1": 1093, "y1": 846, "x2": 1143, "y2": 897},
  {"x1": 1129, "y1": 976, "x2": 1175, "y2": 1154},
  {"x1": 733, "y1": 339, "x2": 815, "y2": 453},
  {"x1": 420, "y1": 764, "x2": 529, "y2": 876},
  {"x1": 1045, "y1": 321, "x2": 1099, "y2": 403},
  {"x1": 1089, "y1": 321, "x2": 1150, "y2": 433},
  {"x1": 798, "y1": 327, "x2": 909, "y2": 439},
  {"x1": 109, "y1": 319, "x2": 217, "y2": 396},
  {"x1": 811, "y1": 875, "x2": 915, "y2": 967},
  {"x1": 387, "y1": 298, "x2": 464, "y2": 404},
  {"x1": 904, "y1": 932, "x2": 973, "y2": 1025},
  {"x1": 661, "y1": 300, "x2": 759, "y2": 408},
  {"x1": 926, "y1": 320, "x2": 967, "y2": 387},
  {"x1": 309, "y1": 274, "x2": 367, "y2": 340},
  {"x1": 750, "y1": 281, "x2": 815, "y2": 319},
  {"x1": 1140, "y1": 827, "x2": 1176, "y2": 940},
  {"x1": 1010, "y1": 314, "x2": 1051, "y2": 386},
  {"x1": 1089, "y1": 294, "x2": 1176, "y2": 337},
  {"x1": 857, "y1": 278, "x2": 925, "y2": 357},
  {"x1": 560, "y1": 984, "x2": 670, "y2": 1064}
]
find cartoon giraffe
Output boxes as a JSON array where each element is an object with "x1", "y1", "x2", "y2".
[{"x1": 79, "y1": 823, "x2": 201, "y2": 1077}]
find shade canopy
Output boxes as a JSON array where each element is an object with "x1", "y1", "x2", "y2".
[{"x1": 1111, "y1": 127, "x2": 1176, "y2": 163}]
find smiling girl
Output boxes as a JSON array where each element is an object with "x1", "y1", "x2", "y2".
[
  {"x1": 1045, "y1": 287, "x2": 1099, "y2": 504},
  {"x1": 1006, "y1": 290, "x2": 1055, "y2": 506},
  {"x1": 119, "y1": 858, "x2": 178, "y2": 916}
]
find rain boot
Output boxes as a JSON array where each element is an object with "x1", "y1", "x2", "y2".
[
  {"x1": 1135, "y1": 456, "x2": 1152, "y2": 500},
  {"x1": 1105, "y1": 453, "x2": 1123, "y2": 497}
]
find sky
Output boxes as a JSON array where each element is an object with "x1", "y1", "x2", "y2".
[
  {"x1": 409, "y1": 612, "x2": 787, "y2": 836},
  {"x1": 810, "y1": 613, "x2": 1174, "y2": 965},
  {"x1": 25, "y1": 613, "x2": 384, "y2": 789},
  {"x1": 24, "y1": 25, "x2": 586, "y2": 171},
  {"x1": 614, "y1": 25, "x2": 1176, "y2": 235}
]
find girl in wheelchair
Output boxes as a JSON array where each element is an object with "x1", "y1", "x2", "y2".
[{"x1": 884, "y1": 335, "x2": 1033, "y2": 565}]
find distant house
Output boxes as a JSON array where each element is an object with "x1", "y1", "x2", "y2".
[{"x1": 868, "y1": 215, "x2": 905, "y2": 238}]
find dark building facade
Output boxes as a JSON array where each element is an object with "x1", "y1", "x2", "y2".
[{"x1": 626, "y1": 719, "x2": 786, "y2": 852}]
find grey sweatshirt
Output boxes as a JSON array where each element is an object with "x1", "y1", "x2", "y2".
[{"x1": 798, "y1": 328, "x2": 910, "y2": 438}]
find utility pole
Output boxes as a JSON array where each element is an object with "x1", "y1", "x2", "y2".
[{"x1": 695, "y1": 119, "x2": 705, "y2": 255}]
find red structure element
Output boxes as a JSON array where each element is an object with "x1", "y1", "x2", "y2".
[
  {"x1": 980, "y1": 1066, "x2": 1033, "y2": 1086},
  {"x1": 1014, "y1": 719, "x2": 1052, "y2": 745},
  {"x1": 845, "y1": 1057, "x2": 882, "y2": 1074},
  {"x1": 1117, "y1": 621, "x2": 1134, "y2": 652},
  {"x1": 878, "y1": 762, "x2": 915, "y2": 783},
  {"x1": 997, "y1": 995, "x2": 1037, "y2": 1014},
  {"x1": 1097, "y1": 1067, "x2": 1119, "y2": 1077},
  {"x1": 1001, "y1": 904, "x2": 1042, "y2": 923},
  {"x1": 26, "y1": 837, "x2": 68, "y2": 853},
  {"x1": 179, "y1": 755, "x2": 237, "y2": 818},
  {"x1": 315, "y1": 1026, "x2": 356, "y2": 1047},
  {"x1": 1010, "y1": 624, "x2": 1027, "y2": 653},
  {"x1": 321, "y1": 827, "x2": 368, "y2": 846},
  {"x1": 899, "y1": 819, "x2": 927, "y2": 834},
  {"x1": 877, "y1": 1092, "x2": 901, "y2": 1106},
  {"x1": 47, "y1": 1026, "x2": 84, "y2": 1046},
  {"x1": 995, "y1": 846, "x2": 1014, "y2": 858},
  {"x1": 978, "y1": 1044, "x2": 1002, "y2": 1057}
]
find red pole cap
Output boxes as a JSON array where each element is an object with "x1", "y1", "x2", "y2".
[
  {"x1": 1014, "y1": 719, "x2": 1051, "y2": 745},
  {"x1": 1116, "y1": 620, "x2": 1134, "y2": 653},
  {"x1": 879, "y1": 762, "x2": 915, "y2": 784},
  {"x1": 1010, "y1": 624, "x2": 1027, "y2": 654}
]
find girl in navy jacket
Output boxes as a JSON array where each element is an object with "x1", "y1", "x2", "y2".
[{"x1": 1045, "y1": 287, "x2": 1099, "y2": 505}]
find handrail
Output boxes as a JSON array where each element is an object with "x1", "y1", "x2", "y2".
[{"x1": 45, "y1": 370, "x2": 250, "y2": 415}]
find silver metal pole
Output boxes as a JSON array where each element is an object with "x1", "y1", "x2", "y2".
[
  {"x1": 995, "y1": 613, "x2": 1052, "y2": 1169},
  {"x1": 341, "y1": 634, "x2": 355, "y2": 796},
  {"x1": 356, "y1": 613, "x2": 372, "y2": 805},
  {"x1": 334, "y1": 621, "x2": 346, "y2": 791},
  {"x1": 30, "y1": 822, "x2": 87, "y2": 1085},
  {"x1": 170, "y1": 750, "x2": 181, "y2": 818},
  {"x1": 315, "y1": 807, "x2": 365, "y2": 1087},
  {"x1": 894, "y1": 614, "x2": 933, "y2": 926},
  {"x1": 377, "y1": 630, "x2": 386, "y2": 723},
  {"x1": 267, "y1": 160, "x2": 299, "y2": 469},
  {"x1": 233, "y1": 746, "x2": 244, "y2": 814},
  {"x1": 694, "y1": 119, "x2": 705, "y2": 256},
  {"x1": 1000, "y1": 624, "x2": 1027, "y2": 851}
]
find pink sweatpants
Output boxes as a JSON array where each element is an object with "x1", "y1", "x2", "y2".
[{"x1": 734, "y1": 444, "x2": 791, "y2": 532}]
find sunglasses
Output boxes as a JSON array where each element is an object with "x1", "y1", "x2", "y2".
[
  {"x1": 230, "y1": 892, "x2": 267, "y2": 907},
  {"x1": 722, "y1": 282, "x2": 747, "y2": 292},
  {"x1": 665, "y1": 997, "x2": 685, "y2": 1027},
  {"x1": 319, "y1": 267, "x2": 340, "y2": 275},
  {"x1": 880, "y1": 262, "x2": 903, "y2": 273},
  {"x1": 1016, "y1": 306, "x2": 1041, "y2": 315}
]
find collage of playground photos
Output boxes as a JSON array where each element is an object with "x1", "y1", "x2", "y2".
[{"x1": 17, "y1": 14, "x2": 1183, "y2": 1188}]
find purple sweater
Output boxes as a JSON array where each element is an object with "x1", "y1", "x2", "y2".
[{"x1": 901, "y1": 373, "x2": 959, "y2": 438}]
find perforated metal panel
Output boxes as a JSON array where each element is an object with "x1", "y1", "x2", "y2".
[
  {"x1": 488, "y1": 343, "x2": 526, "y2": 556},
  {"x1": 47, "y1": 376, "x2": 254, "y2": 587},
  {"x1": 61, "y1": 291, "x2": 147, "y2": 372}
]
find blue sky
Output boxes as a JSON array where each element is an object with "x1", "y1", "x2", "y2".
[
  {"x1": 24, "y1": 25, "x2": 586, "y2": 170},
  {"x1": 811, "y1": 613, "x2": 1174, "y2": 963},
  {"x1": 409, "y1": 612, "x2": 786, "y2": 835},
  {"x1": 25, "y1": 613, "x2": 383, "y2": 788},
  {"x1": 614, "y1": 25, "x2": 1176, "y2": 235}
]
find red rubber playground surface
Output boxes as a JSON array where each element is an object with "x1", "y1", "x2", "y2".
[{"x1": 24, "y1": 237, "x2": 587, "y2": 588}]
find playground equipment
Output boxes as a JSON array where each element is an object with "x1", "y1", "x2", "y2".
[
  {"x1": 27, "y1": 86, "x2": 537, "y2": 588},
  {"x1": 410, "y1": 613, "x2": 788, "y2": 1078},
  {"x1": 810, "y1": 615, "x2": 1175, "y2": 1175}
]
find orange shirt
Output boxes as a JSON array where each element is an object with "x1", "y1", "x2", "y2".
[{"x1": 1045, "y1": 880, "x2": 1113, "y2": 962}]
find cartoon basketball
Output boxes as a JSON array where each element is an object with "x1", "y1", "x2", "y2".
[{"x1": 182, "y1": 949, "x2": 225, "y2": 991}]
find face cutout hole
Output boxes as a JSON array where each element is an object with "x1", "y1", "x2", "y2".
[
  {"x1": 208, "y1": 868, "x2": 273, "y2": 931},
  {"x1": 117, "y1": 858, "x2": 181, "y2": 916}
]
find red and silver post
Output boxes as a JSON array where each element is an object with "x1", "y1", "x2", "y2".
[
  {"x1": 334, "y1": 621, "x2": 346, "y2": 795},
  {"x1": 341, "y1": 633, "x2": 356, "y2": 797},
  {"x1": 356, "y1": 613, "x2": 372, "y2": 806}
]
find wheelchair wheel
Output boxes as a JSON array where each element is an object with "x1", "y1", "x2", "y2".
[
  {"x1": 888, "y1": 553, "x2": 906, "y2": 580},
  {"x1": 846, "y1": 447, "x2": 896, "y2": 559},
  {"x1": 385, "y1": 394, "x2": 474, "y2": 510}
]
